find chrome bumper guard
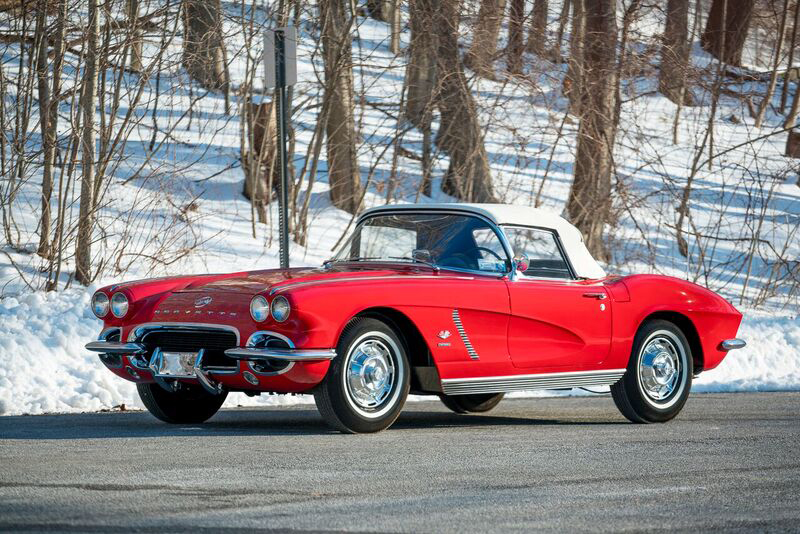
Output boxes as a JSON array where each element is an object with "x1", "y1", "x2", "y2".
[
  {"x1": 721, "y1": 338, "x2": 747, "y2": 351},
  {"x1": 85, "y1": 341, "x2": 146, "y2": 354},
  {"x1": 148, "y1": 348, "x2": 223, "y2": 396},
  {"x1": 224, "y1": 347, "x2": 337, "y2": 362}
]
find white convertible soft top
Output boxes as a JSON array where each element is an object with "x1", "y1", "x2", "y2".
[{"x1": 361, "y1": 203, "x2": 607, "y2": 279}]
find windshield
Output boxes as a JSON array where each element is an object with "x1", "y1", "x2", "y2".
[{"x1": 333, "y1": 213, "x2": 510, "y2": 274}]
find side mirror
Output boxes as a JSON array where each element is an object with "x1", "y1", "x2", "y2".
[
  {"x1": 412, "y1": 249, "x2": 433, "y2": 263},
  {"x1": 512, "y1": 253, "x2": 529, "y2": 273}
]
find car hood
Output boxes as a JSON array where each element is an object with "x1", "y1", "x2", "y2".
[{"x1": 170, "y1": 264, "x2": 437, "y2": 295}]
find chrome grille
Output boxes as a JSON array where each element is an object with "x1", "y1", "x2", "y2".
[{"x1": 140, "y1": 328, "x2": 238, "y2": 369}]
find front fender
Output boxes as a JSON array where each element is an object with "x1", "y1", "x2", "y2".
[{"x1": 605, "y1": 275, "x2": 743, "y2": 372}]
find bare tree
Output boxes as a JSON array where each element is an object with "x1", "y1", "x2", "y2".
[
  {"x1": 404, "y1": 0, "x2": 437, "y2": 129},
  {"x1": 526, "y1": 0, "x2": 548, "y2": 56},
  {"x1": 659, "y1": 0, "x2": 694, "y2": 105},
  {"x1": 389, "y1": 0, "x2": 401, "y2": 55},
  {"x1": 320, "y1": 0, "x2": 361, "y2": 213},
  {"x1": 781, "y1": 0, "x2": 800, "y2": 112},
  {"x1": 564, "y1": 0, "x2": 585, "y2": 115},
  {"x1": 182, "y1": 0, "x2": 230, "y2": 103},
  {"x1": 566, "y1": 0, "x2": 617, "y2": 260},
  {"x1": 403, "y1": 0, "x2": 437, "y2": 196},
  {"x1": 465, "y1": 0, "x2": 506, "y2": 79},
  {"x1": 755, "y1": 0, "x2": 790, "y2": 128},
  {"x1": 127, "y1": 0, "x2": 143, "y2": 72},
  {"x1": 548, "y1": 0, "x2": 570, "y2": 61},
  {"x1": 700, "y1": 0, "x2": 755, "y2": 66},
  {"x1": 366, "y1": 0, "x2": 392, "y2": 21},
  {"x1": 784, "y1": 73, "x2": 800, "y2": 127},
  {"x1": 34, "y1": 0, "x2": 52, "y2": 258},
  {"x1": 507, "y1": 0, "x2": 526, "y2": 75},
  {"x1": 435, "y1": 0, "x2": 496, "y2": 202},
  {"x1": 76, "y1": 0, "x2": 100, "y2": 285}
]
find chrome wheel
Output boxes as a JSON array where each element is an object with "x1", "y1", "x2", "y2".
[
  {"x1": 342, "y1": 332, "x2": 401, "y2": 418},
  {"x1": 637, "y1": 330, "x2": 687, "y2": 408}
]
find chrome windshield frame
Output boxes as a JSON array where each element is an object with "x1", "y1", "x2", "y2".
[{"x1": 333, "y1": 209, "x2": 515, "y2": 279}]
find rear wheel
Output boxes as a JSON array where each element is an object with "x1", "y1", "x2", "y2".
[
  {"x1": 137, "y1": 383, "x2": 227, "y2": 424},
  {"x1": 314, "y1": 318, "x2": 410, "y2": 433},
  {"x1": 611, "y1": 319, "x2": 693, "y2": 423},
  {"x1": 439, "y1": 393, "x2": 504, "y2": 414}
]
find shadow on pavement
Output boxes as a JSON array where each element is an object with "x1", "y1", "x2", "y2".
[{"x1": 0, "y1": 404, "x2": 623, "y2": 440}]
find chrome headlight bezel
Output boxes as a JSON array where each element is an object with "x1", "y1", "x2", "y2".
[
  {"x1": 110, "y1": 292, "x2": 129, "y2": 318},
  {"x1": 250, "y1": 295, "x2": 269, "y2": 322},
  {"x1": 92, "y1": 292, "x2": 109, "y2": 318},
  {"x1": 270, "y1": 295, "x2": 291, "y2": 322}
]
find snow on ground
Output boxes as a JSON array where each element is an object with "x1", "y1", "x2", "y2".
[
  {"x1": 0, "y1": 4, "x2": 798, "y2": 415},
  {"x1": 0, "y1": 286, "x2": 796, "y2": 416}
]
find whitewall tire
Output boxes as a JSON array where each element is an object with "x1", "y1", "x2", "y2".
[
  {"x1": 314, "y1": 317, "x2": 410, "y2": 433},
  {"x1": 611, "y1": 319, "x2": 693, "y2": 423}
]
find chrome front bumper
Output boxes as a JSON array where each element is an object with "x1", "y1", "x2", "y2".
[
  {"x1": 87, "y1": 328, "x2": 336, "y2": 395},
  {"x1": 224, "y1": 347, "x2": 336, "y2": 362},
  {"x1": 85, "y1": 341, "x2": 146, "y2": 354}
]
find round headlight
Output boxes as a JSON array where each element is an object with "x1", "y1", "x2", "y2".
[
  {"x1": 270, "y1": 296, "x2": 291, "y2": 322},
  {"x1": 250, "y1": 295, "x2": 269, "y2": 322},
  {"x1": 110, "y1": 292, "x2": 129, "y2": 318},
  {"x1": 92, "y1": 292, "x2": 109, "y2": 318}
]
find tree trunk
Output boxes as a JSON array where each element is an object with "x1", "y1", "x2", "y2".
[
  {"x1": 780, "y1": 0, "x2": 799, "y2": 112},
  {"x1": 35, "y1": 0, "x2": 52, "y2": 259},
  {"x1": 242, "y1": 101, "x2": 279, "y2": 223},
  {"x1": 755, "y1": 0, "x2": 790, "y2": 128},
  {"x1": 366, "y1": 0, "x2": 392, "y2": 21},
  {"x1": 182, "y1": 0, "x2": 230, "y2": 92},
  {"x1": 566, "y1": 0, "x2": 617, "y2": 261},
  {"x1": 526, "y1": 0, "x2": 548, "y2": 55},
  {"x1": 548, "y1": 0, "x2": 570, "y2": 61},
  {"x1": 127, "y1": 0, "x2": 143, "y2": 72},
  {"x1": 76, "y1": 0, "x2": 99, "y2": 285},
  {"x1": 404, "y1": 0, "x2": 437, "y2": 129},
  {"x1": 320, "y1": 0, "x2": 361, "y2": 214},
  {"x1": 700, "y1": 0, "x2": 755, "y2": 66},
  {"x1": 389, "y1": 0, "x2": 401, "y2": 54},
  {"x1": 659, "y1": 0, "x2": 694, "y2": 105},
  {"x1": 784, "y1": 70, "x2": 800, "y2": 127},
  {"x1": 464, "y1": 0, "x2": 506, "y2": 79},
  {"x1": 506, "y1": 0, "x2": 526, "y2": 74},
  {"x1": 435, "y1": 0, "x2": 496, "y2": 202},
  {"x1": 564, "y1": 0, "x2": 585, "y2": 115}
]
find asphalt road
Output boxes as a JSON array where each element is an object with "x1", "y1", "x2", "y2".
[{"x1": 0, "y1": 392, "x2": 798, "y2": 533}]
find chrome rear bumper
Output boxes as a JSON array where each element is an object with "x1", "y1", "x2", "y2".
[
  {"x1": 720, "y1": 338, "x2": 747, "y2": 351},
  {"x1": 224, "y1": 347, "x2": 337, "y2": 362}
]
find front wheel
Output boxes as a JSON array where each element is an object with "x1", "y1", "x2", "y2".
[
  {"x1": 137, "y1": 382, "x2": 227, "y2": 424},
  {"x1": 314, "y1": 318, "x2": 410, "y2": 433},
  {"x1": 611, "y1": 319, "x2": 693, "y2": 423},
  {"x1": 440, "y1": 393, "x2": 504, "y2": 414}
]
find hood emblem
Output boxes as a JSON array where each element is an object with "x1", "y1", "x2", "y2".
[
  {"x1": 437, "y1": 330, "x2": 452, "y2": 340},
  {"x1": 194, "y1": 296, "x2": 213, "y2": 308}
]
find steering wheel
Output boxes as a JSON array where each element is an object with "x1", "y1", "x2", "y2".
[{"x1": 468, "y1": 246, "x2": 505, "y2": 262}]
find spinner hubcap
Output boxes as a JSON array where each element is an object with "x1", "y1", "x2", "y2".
[
  {"x1": 638, "y1": 335, "x2": 682, "y2": 402},
  {"x1": 345, "y1": 338, "x2": 396, "y2": 410}
]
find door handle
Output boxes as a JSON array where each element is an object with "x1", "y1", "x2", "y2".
[{"x1": 582, "y1": 292, "x2": 607, "y2": 300}]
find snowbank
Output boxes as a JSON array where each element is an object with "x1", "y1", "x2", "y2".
[{"x1": 0, "y1": 289, "x2": 796, "y2": 416}]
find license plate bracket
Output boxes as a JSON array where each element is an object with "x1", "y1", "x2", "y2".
[{"x1": 150, "y1": 349, "x2": 199, "y2": 378}]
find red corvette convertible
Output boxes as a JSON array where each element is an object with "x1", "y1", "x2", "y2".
[{"x1": 86, "y1": 203, "x2": 745, "y2": 433}]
